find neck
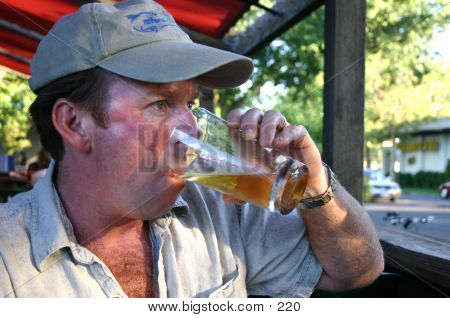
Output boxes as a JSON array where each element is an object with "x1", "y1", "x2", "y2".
[{"x1": 55, "y1": 159, "x2": 134, "y2": 245}]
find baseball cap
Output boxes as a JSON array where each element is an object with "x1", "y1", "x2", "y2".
[{"x1": 29, "y1": 0, "x2": 253, "y2": 93}]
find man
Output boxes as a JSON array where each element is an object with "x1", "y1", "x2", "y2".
[{"x1": 0, "y1": 0, "x2": 383, "y2": 297}]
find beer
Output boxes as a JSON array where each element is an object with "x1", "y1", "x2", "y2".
[
  {"x1": 170, "y1": 108, "x2": 310, "y2": 214},
  {"x1": 280, "y1": 170, "x2": 309, "y2": 212},
  {"x1": 184, "y1": 172, "x2": 308, "y2": 212}
]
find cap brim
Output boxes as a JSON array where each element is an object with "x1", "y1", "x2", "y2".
[{"x1": 98, "y1": 41, "x2": 253, "y2": 89}]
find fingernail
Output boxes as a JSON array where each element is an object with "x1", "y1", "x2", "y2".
[{"x1": 244, "y1": 129, "x2": 255, "y2": 139}]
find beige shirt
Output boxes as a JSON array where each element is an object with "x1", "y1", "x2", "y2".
[{"x1": 0, "y1": 161, "x2": 322, "y2": 297}]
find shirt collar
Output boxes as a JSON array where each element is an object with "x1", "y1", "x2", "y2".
[
  {"x1": 31, "y1": 160, "x2": 79, "y2": 271},
  {"x1": 171, "y1": 194, "x2": 189, "y2": 217},
  {"x1": 30, "y1": 161, "x2": 190, "y2": 270}
]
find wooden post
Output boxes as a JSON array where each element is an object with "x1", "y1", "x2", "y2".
[{"x1": 323, "y1": 0, "x2": 366, "y2": 202}]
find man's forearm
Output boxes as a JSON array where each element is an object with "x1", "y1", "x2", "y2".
[{"x1": 299, "y1": 182, "x2": 384, "y2": 291}]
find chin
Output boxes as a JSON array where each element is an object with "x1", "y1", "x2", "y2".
[{"x1": 134, "y1": 177, "x2": 186, "y2": 220}]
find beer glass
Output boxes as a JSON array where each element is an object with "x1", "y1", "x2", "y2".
[{"x1": 168, "y1": 107, "x2": 309, "y2": 214}]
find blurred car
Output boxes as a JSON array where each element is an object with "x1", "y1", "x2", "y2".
[
  {"x1": 439, "y1": 182, "x2": 450, "y2": 199},
  {"x1": 364, "y1": 169, "x2": 402, "y2": 202}
]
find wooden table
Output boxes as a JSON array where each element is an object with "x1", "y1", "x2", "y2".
[{"x1": 377, "y1": 224, "x2": 450, "y2": 290}]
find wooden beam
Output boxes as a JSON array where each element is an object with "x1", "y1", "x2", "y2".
[
  {"x1": 0, "y1": 47, "x2": 31, "y2": 65},
  {"x1": 323, "y1": 0, "x2": 366, "y2": 202},
  {"x1": 0, "y1": 18, "x2": 44, "y2": 42},
  {"x1": 377, "y1": 225, "x2": 450, "y2": 292},
  {"x1": 224, "y1": 0, "x2": 324, "y2": 55},
  {"x1": 241, "y1": 0, "x2": 283, "y2": 16}
]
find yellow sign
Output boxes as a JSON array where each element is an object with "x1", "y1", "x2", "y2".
[{"x1": 398, "y1": 140, "x2": 439, "y2": 152}]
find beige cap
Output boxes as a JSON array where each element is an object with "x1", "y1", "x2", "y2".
[{"x1": 29, "y1": 0, "x2": 253, "y2": 93}]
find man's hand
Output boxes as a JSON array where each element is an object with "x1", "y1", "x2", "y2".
[
  {"x1": 227, "y1": 107, "x2": 384, "y2": 292},
  {"x1": 227, "y1": 108, "x2": 328, "y2": 198}
]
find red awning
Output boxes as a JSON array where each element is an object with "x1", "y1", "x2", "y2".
[{"x1": 0, "y1": 0, "x2": 250, "y2": 75}]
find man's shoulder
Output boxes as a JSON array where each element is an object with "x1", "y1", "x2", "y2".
[{"x1": 0, "y1": 189, "x2": 34, "y2": 236}]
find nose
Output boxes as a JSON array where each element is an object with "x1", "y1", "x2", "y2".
[{"x1": 170, "y1": 108, "x2": 200, "y2": 138}]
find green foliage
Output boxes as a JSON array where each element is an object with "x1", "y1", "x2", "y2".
[
  {"x1": 400, "y1": 160, "x2": 450, "y2": 189},
  {"x1": 0, "y1": 71, "x2": 34, "y2": 155},
  {"x1": 399, "y1": 170, "x2": 448, "y2": 189},
  {"x1": 217, "y1": 0, "x2": 450, "y2": 152},
  {"x1": 365, "y1": 0, "x2": 450, "y2": 143},
  {"x1": 219, "y1": 6, "x2": 325, "y2": 147},
  {"x1": 362, "y1": 175, "x2": 372, "y2": 203},
  {"x1": 366, "y1": 0, "x2": 448, "y2": 85}
]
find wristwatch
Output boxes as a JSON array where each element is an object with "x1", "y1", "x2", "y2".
[{"x1": 297, "y1": 163, "x2": 337, "y2": 209}]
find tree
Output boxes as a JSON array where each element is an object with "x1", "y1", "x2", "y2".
[
  {"x1": 0, "y1": 70, "x2": 35, "y2": 155},
  {"x1": 365, "y1": 61, "x2": 450, "y2": 143},
  {"x1": 217, "y1": 0, "x2": 450, "y2": 154},
  {"x1": 219, "y1": 4, "x2": 325, "y2": 147},
  {"x1": 365, "y1": 0, "x2": 450, "y2": 143}
]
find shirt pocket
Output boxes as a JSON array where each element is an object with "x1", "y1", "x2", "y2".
[{"x1": 208, "y1": 265, "x2": 244, "y2": 298}]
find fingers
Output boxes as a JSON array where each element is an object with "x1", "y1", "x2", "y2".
[
  {"x1": 226, "y1": 108, "x2": 324, "y2": 188},
  {"x1": 274, "y1": 124, "x2": 322, "y2": 169},
  {"x1": 273, "y1": 124, "x2": 309, "y2": 149},
  {"x1": 227, "y1": 108, "x2": 245, "y2": 128},
  {"x1": 260, "y1": 110, "x2": 287, "y2": 147},
  {"x1": 240, "y1": 108, "x2": 263, "y2": 140},
  {"x1": 226, "y1": 108, "x2": 310, "y2": 151},
  {"x1": 227, "y1": 108, "x2": 283, "y2": 143}
]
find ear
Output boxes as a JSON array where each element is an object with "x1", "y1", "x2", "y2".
[{"x1": 52, "y1": 98, "x2": 94, "y2": 154}]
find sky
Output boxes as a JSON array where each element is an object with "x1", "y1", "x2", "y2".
[{"x1": 429, "y1": 27, "x2": 450, "y2": 65}]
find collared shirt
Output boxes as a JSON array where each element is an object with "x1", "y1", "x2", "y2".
[{"x1": 0, "y1": 161, "x2": 322, "y2": 298}]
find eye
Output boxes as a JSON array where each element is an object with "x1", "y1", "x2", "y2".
[{"x1": 151, "y1": 100, "x2": 169, "y2": 111}]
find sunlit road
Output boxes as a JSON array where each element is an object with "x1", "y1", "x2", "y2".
[{"x1": 365, "y1": 193, "x2": 450, "y2": 242}]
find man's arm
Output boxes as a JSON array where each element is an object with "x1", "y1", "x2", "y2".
[
  {"x1": 300, "y1": 181, "x2": 384, "y2": 291},
  {"x1": 227, "y1": 107, "x2": 384, "y2": 291}
]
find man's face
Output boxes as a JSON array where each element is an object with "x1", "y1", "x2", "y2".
[{"x1": 90, "y1": 77, "x2": 199, "y2": 220}]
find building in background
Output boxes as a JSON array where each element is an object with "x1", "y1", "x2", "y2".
[
  {"x1": 381, "y1": 118, "x2": 450, "y2": 179},
  {"x1": 398, "y1": 118, "x2": 450, "y2": 174}
]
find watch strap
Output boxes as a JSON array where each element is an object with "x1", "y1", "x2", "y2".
[{"x1": 297, "y1": 163, "x2": 336, "y2": 210}]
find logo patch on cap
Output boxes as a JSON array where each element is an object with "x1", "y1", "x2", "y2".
[{"x1": 127, "y1": 11, "x2": 176, "y2": 32}]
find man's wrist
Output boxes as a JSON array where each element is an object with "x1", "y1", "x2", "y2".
[
  {"x1": 303, "y1": 163, "x2": 329, "y2": 197},
  {"x1": 298, "y1": 163, "x2": 336, "y2": 210}
]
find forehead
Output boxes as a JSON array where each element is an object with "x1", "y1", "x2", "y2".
[{"x1": 108, "y1": 76, "x2": 199, "y2": 99}]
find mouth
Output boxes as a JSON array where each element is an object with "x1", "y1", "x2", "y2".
[{"x1": 164, "y1": 139, "x2": 189, "y2": 176}]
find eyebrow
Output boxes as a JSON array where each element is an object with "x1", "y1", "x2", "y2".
[{"x1": 141, "y1": 83, "x2": 200, "y2": 99}]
